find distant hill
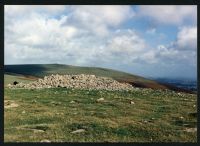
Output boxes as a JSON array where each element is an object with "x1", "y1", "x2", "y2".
[{"x1": 4, "y1": 64, "x2": 194, "y2": 93}]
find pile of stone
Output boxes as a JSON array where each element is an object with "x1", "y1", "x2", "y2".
[{"x1": 8, "y1": 74, "x2": 134, "y2": 91}]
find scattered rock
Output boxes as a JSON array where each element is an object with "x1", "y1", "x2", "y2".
[
  {"x1": 177, "y1": 93, "x2": 181, "y2": 95},
  {"x1": 71, "y1": 129, "x2": 85, "y2": 134},
  {"x1": 33, "y1": 129, "x2": 45, "y2": 133},
  {"x1": 7, "y1": 84, "x2": 12, "y2": 88},
  {"x1": 184, "y1": 128, "x2": 197, "y2": 133},
  {"x1": 4, "y1": 100, "x2": 19, "y2": 109},
  {"x1": 31, "y1": 100, "x2": 37, "y2": 103},
  {"x1": 70, "y1": 100, "x2": 76, "y2": 104},
  {"x1": 16, "y1": 125, "x2": 48, "y2": 133},
  {"x1": 130, "y1": 101, "x2": 135, "y2": 104},
  {"x1": 15, "y1": 126, "x2": 46, "y2": 133},
  {"x1": 183, "y1": 98, "x2": 189, "y2": 101},
  {"x1": 22, "y1": 110, "x2": 26, "y2": 114},
  {"x1": 97, "y1": 98, "x2": 104, "y2": 102},
  {"x1": 143, "y1": 120, "x2": 148, "y2": 123},
  {"x1": 40, "y1": 139, "x2": 51, "y2": 142}
]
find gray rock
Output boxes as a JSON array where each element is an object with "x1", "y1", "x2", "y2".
[
  {"x1": 40, "y1": 139, "x2": 51, "y2": 142},
  {"x1": 71, "y1": 129, "x2": 85, "y2": 134},
  {"x1": 97, "y1": 98, "x2": 104, "y2": 102}
]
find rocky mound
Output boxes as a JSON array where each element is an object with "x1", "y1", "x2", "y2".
[{"x1": 8, "y1": 74, "x2": 134, "y2": 91}]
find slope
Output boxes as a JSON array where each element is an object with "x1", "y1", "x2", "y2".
[{"x1": 4, "y1": 64, "x2": 194, "y2": 93}]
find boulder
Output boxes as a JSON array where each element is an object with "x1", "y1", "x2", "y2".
[{"x1": 13, "y1": 81, "x2": 19, "y2": 85}]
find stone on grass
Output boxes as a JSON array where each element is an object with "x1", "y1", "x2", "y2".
[
  {"x1": 70, "y1": 100, "x2": 76, "y2": 104},
  {"x1": 184, "y1": 128, "x2": 197, "y2": 133},
  {"x1": 97, "y1": 98, "x2": 104, "y2": 102},
  {"x1": 4, "y1": 100, "x2": 19, "y2": 109},
  {"x1": 40, "y1": 139, "x2": 51, "y2": 142},
  {"x1": 71, "y1": 129, "x2": 85, "y2": 134}
]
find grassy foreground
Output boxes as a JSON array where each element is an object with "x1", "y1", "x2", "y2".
[{"x1": 4, "y1": 87, "x2": 197, "y2": 142}]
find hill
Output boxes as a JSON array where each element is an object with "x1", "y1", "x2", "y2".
[{"x1": 4, "y1": 64, "x2": 194, "y2": 93}]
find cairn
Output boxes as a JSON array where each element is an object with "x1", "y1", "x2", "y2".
[{"x1": 8, "y1": 74, "x2": 134, "y2": 91}]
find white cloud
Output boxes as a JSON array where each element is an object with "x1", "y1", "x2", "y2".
[
  {"x1": 5, "y1": 5, "x2": 136, "y2": 65},
  {"x1": 6, "y1": 13, "x2": 78, "y2": 46},
  {"x1": 97, "y1": 29, "x2": 146, "y2": 64},
  {"x1": 138, "y1": 5, "x2": 197, "y2": 26},
  {"x1": 140, "y1": 51, "x2": 158, "y2": 64},
  {"x1": 107, "y1": 30, "x2": 145, "y2": 54},
  {"x1": 138, "y1": 26, "x2": 197, "y2": 66},
  {"x1": 5, "y1": 9, "x2": 80, "y2": 64},
  {"x1": 72, "y1": 5, "x2": 134, "y2": 26},
  {"x1": 5, "y1": 5, "x2": 66, "y2": 16},
  {"x1": 176, "y1": 26, "x2": 197, "y2": 50},
  {"x1": 68, "y1": 5, "x2": 134, "y2": 37}
]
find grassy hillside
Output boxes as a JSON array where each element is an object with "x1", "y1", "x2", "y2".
[
  {"x1": 5, "y1": 64, "x2": 149, "y2": 81},
  {"x1": 4, "y1": 74, "x2": 37, "y2": 86},
  {"x1": 4, "y1": 87, "x2": 197, "y2": 142},
  {"x1": 4, "y1": 64, "x2": 192, "y2": 93},
  {"x1": 4, "y1": 64, "x2": 197, "y2": 142}
]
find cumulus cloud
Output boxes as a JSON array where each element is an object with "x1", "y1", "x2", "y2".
[
  {"x1": 5, "y1": 5, "x2": 66, "y2": 16},
  {"x1": 140, "y1": 26, "x2": 197, "y2": 65},
  {"x1": 138, "y1": 5, "x2": 197, "y2": 26},
  {"x1": 91, "y1": 29, "x2": 147, "y2": 65},
  {"x1": 107, "y1": 30, "x2": 145, "y2": 54},
  {"x1": 5, "y1": 5, "x2": 136, "y2": 65},
  {"x1": 67, "y1": 5, "x2": 134, "y2": 37},
  {"x1": 176, "y1": 26, "x2": 197, "y2": 50},
  {"x1": 140, "y1": 51, "x2": 158, "y2": 64},
  {"x1": 4, "y1": 5, "x2": 197, "y2": 78},
  {"x1": 5, "y1": 11, "x2": 80, "y2": 63}
]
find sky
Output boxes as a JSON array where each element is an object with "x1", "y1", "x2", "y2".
[{"x1": 5, "y1": 5, "x2": 197, "y2": 79}]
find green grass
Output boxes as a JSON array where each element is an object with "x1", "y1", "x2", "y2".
[
  {"x1": 4, "y1": 87, "x2": 197, "y2": 142},
  {"x1": 4, "y1": 74, "x2": 35, "y2": 86},
  {"x1": 5, "y1": 64, "x2": 140, "y2": 78}
]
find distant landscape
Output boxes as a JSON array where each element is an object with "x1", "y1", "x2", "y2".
[{"x1": 153, "y1": 78, "x2": 197, "y2": 92}]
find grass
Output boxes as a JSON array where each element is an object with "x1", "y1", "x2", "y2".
[
  {"x1": 4, "y1": 86, "x2": 197, "y2": 142},
  {"x1": 4, "y1": 74, "x2": 36, "y2": 86}
]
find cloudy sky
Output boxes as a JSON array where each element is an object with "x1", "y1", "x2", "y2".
[{"x1": 5, "y1": 5, "x2": 197, "y2": 79}]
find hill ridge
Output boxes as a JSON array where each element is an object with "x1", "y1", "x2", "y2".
[{"x1": 4, "y1": 64, "x2": 195, "y2": 94}]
